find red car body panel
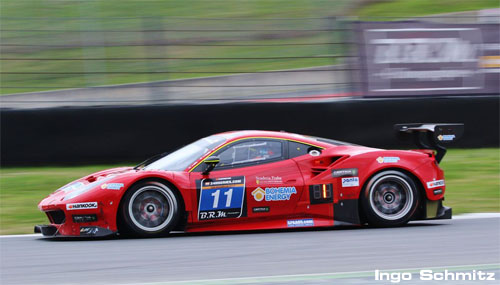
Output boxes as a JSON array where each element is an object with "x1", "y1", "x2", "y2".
[{"x1": 37, "y1": 130, "x2": 449, "y2": 237}]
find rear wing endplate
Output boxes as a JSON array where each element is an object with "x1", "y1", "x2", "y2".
[{"x1": 394, "y1": 123, "x2": 464, "y2": 163}]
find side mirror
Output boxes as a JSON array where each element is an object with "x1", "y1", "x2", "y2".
[{"x1": 202, "y1": 156, "x2": 220, "y2": 175}]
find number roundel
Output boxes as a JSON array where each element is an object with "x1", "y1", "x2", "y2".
[{"x1": 198, "y1": 176, "x2": 245, "y2": 220}]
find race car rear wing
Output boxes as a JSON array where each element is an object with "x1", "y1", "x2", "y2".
[{"x1": 394, "y1": 123, "x2": 464, "y2": 163}]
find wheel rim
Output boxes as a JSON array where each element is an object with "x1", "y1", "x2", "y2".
[
  {"x1": 369, "y1": 175, "x2": 414, "y2": 221},
  {"x1": 128, "y1": 185, "x2": 175, "y2": 232}
]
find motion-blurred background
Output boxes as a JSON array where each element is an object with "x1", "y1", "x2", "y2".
[{"x1": 0, "y1": 0, "x2": 499, "y2": 234}]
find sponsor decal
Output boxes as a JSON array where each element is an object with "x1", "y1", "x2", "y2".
[
  {"x1": 198, "y1": 176, "x2": 245, "y2": 220},
  {"x1": 252, "y1": 206, "x2": 270, "y2": 213},
  {"x1": 341, "y1": 177, "x2": 360, "y2": 187},
  {"x1": 256, "y1": 176, "x2": 282, "y2": 185},
  {"x1": 80, "y1": 227, "x2": 99, "y2": 235},
  {"x1": 251, "y1": 187, "x2": 265, "y2": 202},
  {"x1": 66, "y1": 202, "x2": 98, "y2": 210},
  {"x1": 376, "y1": 156, "x2": 400, "y2": 163},
  {"x1": 433, "y1": 189, "x2": 443, "y2": 195},
  {"x1": 265, "y1": 187, "x2": 297, "y2": 201},
  {"x1": 437, "y1": 134, "x2": 456, "y2": 141},
  {"x1": 287, "y1": 219, "x2": 314, "y2": 227},
  {"x1": 332, "y1": 168, "x2": 358, "y2": 178},
  {"x1": 427, "y1": 179, "x2": 445, "y2": 188},
  {"x1": 252, "y1": 186, "x2": 297, "y2": 202},
  {"x1": 72, "y1": 214, "x2": 98, "y2": 223},
  {"x1": 101, "y1": 183, "x2": 124, "y2": 190}
]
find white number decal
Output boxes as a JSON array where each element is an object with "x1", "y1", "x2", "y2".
[
  {"x1": 211, "y1": 190, "x2": 220, "y2": 209},
  {"x1": 210, "y1": 188, "x2": 234, "y2": 209},
  {"x1": 224, "y1": 188, "x2": 233, "y2": 207}
]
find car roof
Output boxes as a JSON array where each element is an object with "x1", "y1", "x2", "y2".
[{"x1": 214, "y1": 130, "x2": 348, "y2": 148}]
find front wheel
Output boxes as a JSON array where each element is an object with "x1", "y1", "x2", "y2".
[
  {"x1": 120, "y1": 181, "x2": 181, "y2": 237},
  {"x1": 361, "y1": 170, "x2": 419, "y2": 227}
]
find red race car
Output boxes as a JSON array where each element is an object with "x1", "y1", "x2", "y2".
[{"x1": 36, "y1": 123, "x2": 463, "y2": 237}]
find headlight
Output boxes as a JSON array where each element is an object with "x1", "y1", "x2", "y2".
[{"x1": 57, "y1": 182, "x2": 85, "y2": 193}]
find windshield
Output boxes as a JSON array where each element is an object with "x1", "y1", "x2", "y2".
[{"x1": 143, "y1": 135, "x2": 226, "y2": 171}]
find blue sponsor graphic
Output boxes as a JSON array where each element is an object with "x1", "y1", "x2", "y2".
[
  {"x1": 198, "y1": 176, "x2": 245, "y2": 220},
  {"x1": 102, "y1": 183, "x2": 124, "y2": 190},
  {"x1": 264, "y1": 187, "x2": 297, "y2": 201},
  {"x1": 341, "y1": 177, "x2": 359, "y2": 187},
  {"x1": 438, "y1": 134, "x2": 456, "y2": 141},
  {"x1": 287, "y1": 219, "x2": 314, "y2": 227},
  {"x1": 377, "y1": 156, "x2": 400, "y2": 163}
]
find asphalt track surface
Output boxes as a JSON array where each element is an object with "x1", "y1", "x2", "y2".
[{"x1": 1, "y1": 216, "x2": 499, "y2": 285}]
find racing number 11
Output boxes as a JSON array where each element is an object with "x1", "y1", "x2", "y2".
[
  {"x1": 199, "y1": 176, "x2": 244, "y2": 220},
  {"x1": 211, "y1": 188, "x2": 233, "y2": 208}
]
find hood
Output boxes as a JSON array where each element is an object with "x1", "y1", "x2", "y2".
[{"x1": 47, "y1": 167, "x2": 133, "y2": 202}]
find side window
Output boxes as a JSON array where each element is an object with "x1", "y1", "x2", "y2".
[
  {"x1": 289, "y1": 141, "x2": 313, "y2": 158},
  {"x1": 216, "y1": 140, "x2": 284, "y2": 169}
]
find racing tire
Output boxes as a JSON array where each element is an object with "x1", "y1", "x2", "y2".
[
  {"x1": 119, "y1": 181, "x2": 181, "y2": 238},
  {"x1": 361, "y1": 170, "x2": 419, "y2": 227}
]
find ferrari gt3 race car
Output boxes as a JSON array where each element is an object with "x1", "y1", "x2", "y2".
[{"x1": 35, "y1": 123, "x2": 463, "y2": 237}]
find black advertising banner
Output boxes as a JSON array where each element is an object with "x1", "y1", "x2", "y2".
[{"x1": 356, "y1": 21, "x2": 500, "y2": 97}]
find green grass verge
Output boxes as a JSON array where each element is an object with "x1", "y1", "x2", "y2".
[
  {"x1": 439, "y1": 148, "x2": 500, "y2": 214},
  {"x1": 0, "y1": 148, "x2": 498, "y2": 235},
  {"x1": 0, "y1": 165, "x2": 126, "y2": 235},
  {"x1": 358, "y1": 0, "x2": 499, "y2": 18}
]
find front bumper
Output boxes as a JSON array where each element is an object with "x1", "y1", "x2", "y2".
[
  {"x1": 35, "y1": 224, "x2": 115, "y2": 237},
  {"x1": 36, "y1": 202, "x2": 118, "y2": 237}
]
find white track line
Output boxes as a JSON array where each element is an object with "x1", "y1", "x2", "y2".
[
  {"x1": 452, "y1": 213, "x2": 500, "y2": 220},
  {"x1": 0, "y1": 233, "x2": 41, "y2": 238},
  {"x1": 1, "y1": 213, "x2": 498, "y2": 238},
  {"x1": 125, "y1": 263, "x2": 500, "y2": 285}
]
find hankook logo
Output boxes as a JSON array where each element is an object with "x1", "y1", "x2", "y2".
[{"x1": 66, "y1": 202, "x2": 98, "y2": 210}]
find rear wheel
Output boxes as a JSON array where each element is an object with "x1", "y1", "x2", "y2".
[
  {"x1": 361, "y1": 170, "x2": 419, "y2": 227},
  {"x1": 120, "y1": 181, "x2": 181, "y2": 237}
]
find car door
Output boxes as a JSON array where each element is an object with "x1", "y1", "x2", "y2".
[{"x1": 189, "y1": 138, "x2": 305, "y2": 224}]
